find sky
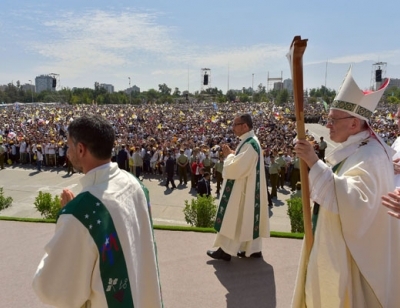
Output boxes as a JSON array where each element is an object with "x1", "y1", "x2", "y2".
[{"x1": 2, "y1": 0, "x2": 400, "y2": 94}]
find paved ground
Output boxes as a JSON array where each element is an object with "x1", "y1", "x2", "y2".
[
  {"x1": 0, "y1": 220, "x2": 302, "y2": 308},
  {"x1": 0, "y1": 123, "x2": 335, "y2": 307}
]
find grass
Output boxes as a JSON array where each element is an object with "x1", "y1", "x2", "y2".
[{"x1": 0, "y1": 216, "x2": 304, "y2": 239}]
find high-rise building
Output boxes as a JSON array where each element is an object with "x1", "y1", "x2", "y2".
[
  {"x1": 35, "y1": 75, "x2": 56, "y2": 93},
  {"x1": 21, "y1": 83, "x2": 35, "y2": 93},
  {"x1": 125, "y1": 85, "x2": 140, "y2": 94},
  {"x1": 283, "y1": 79, "x2": 293, "y2": 94},
  {"x1": 98, "y1": 83, "x2": 114, "y2": 93}
]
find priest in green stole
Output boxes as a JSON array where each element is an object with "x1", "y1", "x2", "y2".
[
  {"x1": 207, "y1": 113, "x2": 270, "y2": 261},
  {"x1": 33, "y1": 115, "x2": 163, "y2": 308}
]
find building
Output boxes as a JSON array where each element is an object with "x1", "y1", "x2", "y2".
[
  {"x1": 35, "y1": 75, "x2": 56, "y2": 93},
  {"x1": 125, "y1": 85, "x2": 140, "y2": 95},
  {"x1": 21, "y1": 83, "x2": 35, "y2": 93},
  {"x1": 283, "y1": 79, "x2": 293, "y2": 94},
  {"x1": 95, "y1": 82, "x2": 114, "y2": 93},
  {"x1": 273, "y1": 82, "x2": 283, "y2": 90}
]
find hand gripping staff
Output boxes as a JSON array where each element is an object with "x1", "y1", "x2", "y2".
[{"x1": 287, "y1": 36, "x2": 313, "y2": 255}]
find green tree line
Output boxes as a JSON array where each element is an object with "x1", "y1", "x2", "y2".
[{"x1": 2, "y1": 81, "x2": 397, "y2": 105}]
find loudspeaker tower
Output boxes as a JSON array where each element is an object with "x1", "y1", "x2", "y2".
[
  {"x1": 201, "y1": 68, "x2": 211, "y2": 92},
  {"x1": 370, "y1": 62, "x2": 387, "y2": 91}
]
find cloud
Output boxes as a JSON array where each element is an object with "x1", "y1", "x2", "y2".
[
  {"x1": 29, "y1": 9, "x2": 176, "y2": 75},
  {"x1": 28, "y1": 9, "x2": 289, "y2": 77},
  {"x1": 182, "y1": 44, "x2": 288, "y2": 71},
  {"x1": 306, "y1": 49, "x2": 400, "y2": 66}
]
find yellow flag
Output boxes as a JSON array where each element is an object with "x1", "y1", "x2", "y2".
[
  {"x1": 157, "y1": 123, "x2": 162, "y2": 129},
  {"x1": 285, "y1": 108, "x2": 290, "y2": 114}
]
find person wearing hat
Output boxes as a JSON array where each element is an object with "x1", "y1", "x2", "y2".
[
  {"x1": 58, "y1": 142, "x2": 66, "y2": 168},
  {"x1": 202, "y1": 151, "x2": 212, "y2": 174},
  {"x1": 275, "y1": 151, "x2": 286, "y2": 189},
  {"x1": 206, "y1": 113, "x2": 269, "y2": 261},
  {"x1": 268, "y1": 155, "x2": 280, "y2": 199},
  {"x1": 213, "y1": 155, "x2": 224, "y2": 194},
  {"x1": 293, "y1": 68, "x2": 400, "y2": 306},
  {"x1": 176, "y1": 148, "x2": 188, "y2": 185},
  {"x1": 35, "y1": 145, "x2": 43, "y2": 172},
  {"x1": 132, "y1": 146, "x2": 143, "y2": 179}
]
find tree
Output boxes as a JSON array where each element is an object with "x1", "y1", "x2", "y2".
[
  {"x1": 158, "y1": 84, "x2": 171, "y2": 96},
  {"x1": 226, "y1": 90, "x2": 237, "y2": 102},
  {"x1": 276, "y1": 89, "x2": 289, "y2": 105},
  {"x1": 173, "y1": 87, "x2": 181, "y2": 97},
  {"x1": 257, "y1": 83, "x2": 266, "y2": 94},
  {"x1": 145, "y1": 89, "x2": 160, "y2": 102}
]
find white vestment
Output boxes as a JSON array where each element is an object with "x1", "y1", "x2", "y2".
[
  {"x1": 33, "y1": 163, "x2": 163, "y2": 308},
  {"x1": 292, "y1": 130, "x2": 400, "y2": 308},
  {"x1": 213, "y1": 130, "x2": 270, "y2": 256}
]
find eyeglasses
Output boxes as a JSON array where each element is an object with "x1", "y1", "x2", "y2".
[
  {"x1": 232, "y1": 122, "x2": 245, "y2": 127},
  {"x1": 326, "y1": 116, "x2": 355, "y2": 125}
]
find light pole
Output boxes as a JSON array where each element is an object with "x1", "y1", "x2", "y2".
[
  {"x1": 252, "y1": 73, "x2": 254, "y2": 103},
  {"x1": 29, "y1": 80, "x2": 33, "y2": 103},
  {"x1": 128, "y1": 77, "x2": 131, "y2": 104}
]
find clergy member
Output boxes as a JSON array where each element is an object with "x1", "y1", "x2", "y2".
[
  {"x1": 293, "y1": 68, "x2": 400, "y2": 307},
  {"x1": 206, "y1": 113, "x2": 270, "y2": 261}
]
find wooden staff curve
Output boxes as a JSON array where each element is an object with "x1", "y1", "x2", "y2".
[{"x1": 288, "y1": 36, "x2": 313, "y2": 255}]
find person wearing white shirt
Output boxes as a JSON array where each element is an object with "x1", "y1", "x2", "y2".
[{"x1": 19, "y1": 139, "x2": 27, "y2": 164}]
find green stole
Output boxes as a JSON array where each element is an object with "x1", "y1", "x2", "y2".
[
  {"x1": 60, "y1": 192, "x2": 135, "y2": 307},
  {"x1": 312, "y1": 159, "x2": 346, "y2": 234},
  {"x1": 214, "y1": 137, "x2": 261, "y2": 239}
]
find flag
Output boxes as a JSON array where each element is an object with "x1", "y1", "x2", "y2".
[
  {"x1": 157, "y1": 123, "x2": 162, "y2": 129},
  {"x1": 322, "y1": 101, "x2": 329, "y2": 112},
  {"x1": 285, "y1": 108, "x2": 290, "y2": 114}
]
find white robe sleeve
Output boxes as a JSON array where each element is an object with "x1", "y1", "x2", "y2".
[
  {"x1": 222, "y1": 143, "x2": 258, "y2": 180},
  {"x1": 309, "y1": 160, "x2": 338, "y2": 213},
  {"x1": 33, "y1": 215, "x2": 98, "y2": 308},
  {"x1": 309, "y1": 146, "x2": 392, "y2": 235}
]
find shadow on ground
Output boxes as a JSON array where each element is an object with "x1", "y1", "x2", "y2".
[{"x1": 209, "y1": 258, "x2": 276, "y2": 308}]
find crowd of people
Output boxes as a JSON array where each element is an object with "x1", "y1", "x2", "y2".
[
  {"x1": 0, "y1": 101, "x2": 399, "y2": 192},
  {"x1": 2, "y1": 88, "x2": 400, "y2": 306}
]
